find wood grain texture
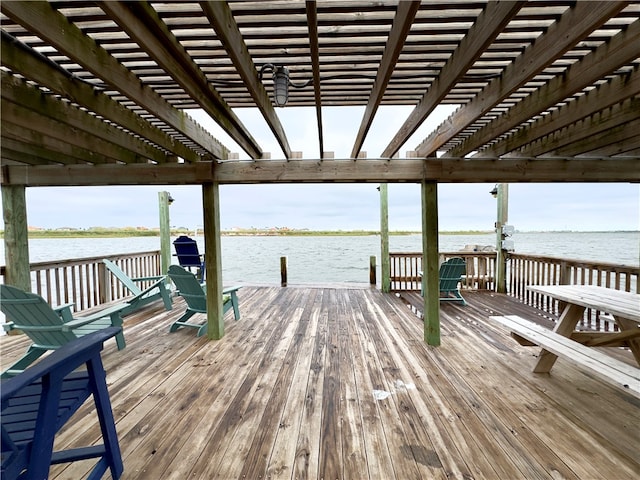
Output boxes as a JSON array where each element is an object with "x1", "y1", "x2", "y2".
[{"x1": 3, "y1": 288, "x2": 637, "y2": 479}]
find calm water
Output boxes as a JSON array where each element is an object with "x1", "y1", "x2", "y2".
[{"x1": 2, "y1": 232, "x2": 638, "y2": 285}]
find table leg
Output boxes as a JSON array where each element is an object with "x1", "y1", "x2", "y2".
[
  {"x1": 533, "y1": 303, "x2": 585, "y2": 373},
  {"x1": 614, "y1": 316, "x2": 640, "y2": 366}
]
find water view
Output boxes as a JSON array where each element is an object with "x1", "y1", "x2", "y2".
[{"x1": 2, "y1": 231, "x2": 637, "y2": 286}]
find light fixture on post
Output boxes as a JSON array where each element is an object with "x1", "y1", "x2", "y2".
[
  {"x1": 259, "y1": 63, "x2": 311, "y2": 107},
  {"x1": 158, "y1": 191, "x2": 173, "y2": 281},
  {"x1": 490, "y1": 183, "x2": 510, "y2": 293}
]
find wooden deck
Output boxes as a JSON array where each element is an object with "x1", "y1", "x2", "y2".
[{"x1": 1, "y1": 287, "x2": 638, "y2": 479}]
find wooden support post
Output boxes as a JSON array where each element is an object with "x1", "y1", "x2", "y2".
[
  {"x1": 158, "y1": 191, "x2": 172, "y2": 277},
  {"x1": 379, "y1": 183, "x2": 390, "y2": 292},
  {"x1": 280, "y1": 256, "x2": 288, "y2": 287},
  {"x1": 557, "y1": 260, "x2": 571, "y2": 313},
  {"x1": 98, "y1": 261, "x2": 110, "y2": 304},
  {"x1": 2, "y1": 185, "x2": 31, "y2": 291},
  {"x1": 421, "y1": 180, "x2": 440, "y2": 346},
  {"x1": 495, "y1": 183, "x2": 509, "y2": 294},
  {"x1": 369, "y1": 255, "x2": 377, "y2": 286},
  {"x1": 203, "y1": 182, "x2": 224, "y2": 340},
  {"x1": 559, "y1": 260, "x2": 570, "y2": 285}
]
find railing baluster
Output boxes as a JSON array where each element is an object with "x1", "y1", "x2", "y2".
[
  {"x1": 504, "y1": 253, "x2": 637, "y2": 332},
  {"x1": 1, "y1": 250, "x2": 636, "y2": 334}
]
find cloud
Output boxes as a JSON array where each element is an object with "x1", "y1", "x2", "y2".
[
  {"x1": 2, "y1": 107, "x2": 638, "y2": 233},
  {"x1": 508, "y1": 183, "x2": 640, "y2": 231},
  {"x1": 14, "y1": 181, "x2": 639, "y2": 233}
]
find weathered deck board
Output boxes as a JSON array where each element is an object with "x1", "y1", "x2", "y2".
[{"x1": 1, "y1": 287, "x2": 638, "y2": 479}]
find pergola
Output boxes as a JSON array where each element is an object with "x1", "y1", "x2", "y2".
[{"x1": 1, "y1": 1, "x2": 639, "y2": 344}]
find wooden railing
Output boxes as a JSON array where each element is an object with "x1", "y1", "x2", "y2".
[
  {"x1": 508, "y1": 253, "x2": 639, "y2": 331},
  {"x1": 3, "y1": 249, "x2": 637, "y2": 334},
  {"x1": 0, "y1": 251, "x2": 162, "y2": 311},
  {"x1": 389, "y1": 251, "x2": 497, "y2": 292},
  {"x1": 390, "y1": 250, "x2": 639, "y2": 331}
]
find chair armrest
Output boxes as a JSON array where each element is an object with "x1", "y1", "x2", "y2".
[
  {"x1": 53, "y1": 302, "x2": 76, "y2": 322},
  {"x1": 197, "y1": 285, "x2": 241, "y2": 295},
  {"x1": 223, "y1": 286, "x2": 242, "y2": 295},
  {"x1": 190, "y1": 285, "x2": 240, "y2": 296},
  {"x1": 131, "y1": 275, "x2": 166, "y2": 283},
  {"x1": 6, "y1": 324, "x2": 73, "y2": 333},
  {"x1": 126, "y1": 277, "x2": 169, "y2": 301},
  {"x1": 62, "y1": 303, "x2": 128, "y2": 331},
  {"x1": 0, "y1": 327, "x2": 121, "y2": 401},
  {"x1": 138, "y1": 277, "x2": 168, "y2": 293}
]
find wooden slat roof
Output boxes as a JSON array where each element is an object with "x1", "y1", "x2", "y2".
[{"x1": 1, "y1": 1, "x2": 639, "y2": 185}]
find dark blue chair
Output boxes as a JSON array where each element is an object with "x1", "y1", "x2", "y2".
[
  {"x1": 173, "y1": 235, "x2": 205, "y2": 282},
  {"x1": 1, "y1": 327, "x2": 123, "y2": 480}
]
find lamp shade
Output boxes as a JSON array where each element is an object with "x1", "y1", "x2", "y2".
[{"x1": 273, "y1": 66, "x2": 289, "y2": 107}]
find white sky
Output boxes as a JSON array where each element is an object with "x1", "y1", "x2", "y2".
[{"x1": 6, "y1": 105, "x2": 640, "y2": 232}]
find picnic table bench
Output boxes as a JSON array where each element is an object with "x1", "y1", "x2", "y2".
[
  {"x1": 491, "y1": 315, "x2": 639, "y2": 397},
  {"x1": 1, "y1": 327, "x2": 123, "y2": 479},
  {"x1": 490, "y1": 285, "x2": 640, "y2": 397}
]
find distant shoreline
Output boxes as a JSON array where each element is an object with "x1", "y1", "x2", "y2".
[
  {"x1": 13, "y1": 229, "x2": 485, "y2": 238},
  {"x1": 2, "y1": 228, "x2": 636, "y2": 239}
]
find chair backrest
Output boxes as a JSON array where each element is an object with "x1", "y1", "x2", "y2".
[
  {"x1": 1, "y1": 327, "x2": 123, "y2": 480},
  {"x1": 167, "y1": 265, "x2": 207, "y2": 313},
  {"x1": 439, "y1": 257, "x2": 466, "y2": 290},
  {"x1": 103, "y1": 259, "x2": 142, "y2": 295},
  {"x1": 173, "y1": 236, "x2": 203, "y2": 267},
  {"x1": 0, "y1": 284, "x2": 77, "y2": 347}
]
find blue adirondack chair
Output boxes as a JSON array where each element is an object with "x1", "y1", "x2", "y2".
[
  {"x1": 0, "y1": 284, "x2": 128, "y2": 378},
  {"x1": 420, "y1": 257, "x2": 467, "y2": 305},
  {"x1": 167, "y1": 265, "x2": 241, "y2": 337},
  {"x1": 103, "y1": 259, "x2": 173, "y2": 315},
  {"x1": 1, "y1": 327, "x2": 123, "y2": 480},
  {"x1": 173, "y1": 235, "x2": 205, "y2": 282}
]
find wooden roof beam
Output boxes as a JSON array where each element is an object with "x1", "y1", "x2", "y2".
[
  {"x1": 1, "y1": 73, "x2": 170, "y2": 165},
  {"x1": 380, "y1": 1, "x2": 524, "y2": 158},
  {"x1": 1, "y1": 163, "x2": 212, "y2": 187},
  {"x1": 214, "y1": 157, "x2": 640, "y2": 183},
  {"x1": 1, "y1": 122, "x2": 117, "y2": 166},
  {"x1": 1, "y1": 1, "x2": 229, "y2": 160},
  {"x1": 0, "y1": 32, "x2": 197, "y2": 163},
  {"x1": 1, "y1": 102, "x2": 158, "y2": 165},
  {"x1": 98, "y1": 1, "x2": 257, "y2": 159},
  {"x1": 0, "y1": 142, "x2": 71, "y2": 166},
  {"x1": 414, "y1": 1, "x2": 629, "y2": 158},
  {"x1": 480, "y1": 66, "x2": 640, "y2": 157},
  {"x1": 306, "y1": 0, "x2": 324, "y2": 159},
  {"x1": 450, "y1": 18, "x2": 640, "y2": 158},
  {"x1": 4, "y1": 158, "x2": 639, "y2": 187},
  {"x1": 350, "y1": 1, "x2": 420, "y2": 158},
  {"x1": 524, "y1": 104, "x2": 640, "y2": 158},
  {"x1": 581, "y1": 135, "x2": 640, "y2": 157},
  {"x1": 200, "y1": 1, "x2": 292, "y2": 159}
]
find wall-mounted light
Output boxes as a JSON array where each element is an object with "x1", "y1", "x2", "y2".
[
  {"x1": 167, "y1": 194, "x2": 175, "y2": 205},
  {"x1": 259, "y1": 64, "x2": 311, "y2": 107},
  {"x1": 489, "y1": 185, "x2": 498, "y2": 198}
]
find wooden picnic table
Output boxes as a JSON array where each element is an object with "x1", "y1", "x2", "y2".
[{"x1": 526, "y1": 284, "x2": 640, "y2": 370}]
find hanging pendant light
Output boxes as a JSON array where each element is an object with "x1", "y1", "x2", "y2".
[
  {"x1": 272, "y1": 66, "x2": 290, "y2": 107},
  {"x1": 259, "y1": 64, "x2": 311, "y2": 107}
]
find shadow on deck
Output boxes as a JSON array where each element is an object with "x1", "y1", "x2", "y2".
[{"x1": 1, "y1": 287, "x2": 638, "y2": 479}]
